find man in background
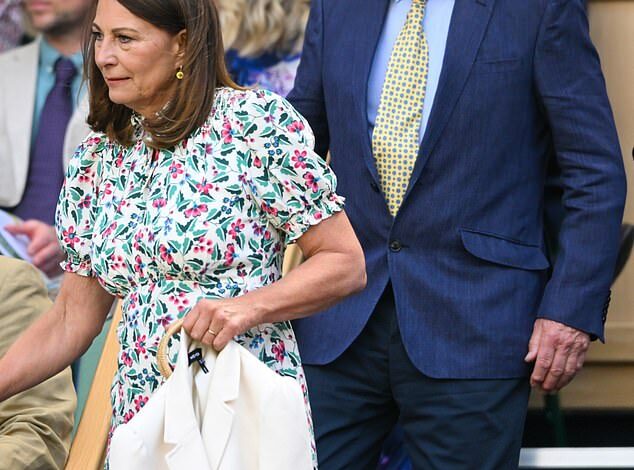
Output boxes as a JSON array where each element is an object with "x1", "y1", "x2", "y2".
[
  {"x1": 0, "y1": 256, "x2": 75, "y2": 470},
  {"x1": 288, "y1": 0, "x2": 627, "y2": 468},
  {"x1": 0, "y1": 0, "x2": 92, "y2": 278}
]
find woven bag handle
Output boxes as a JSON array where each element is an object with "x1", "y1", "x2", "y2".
[{"x1": 157, "y1": 318, "x2": 185, "y2": 379}]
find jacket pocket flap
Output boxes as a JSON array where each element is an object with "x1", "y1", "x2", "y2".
[{"x1": 460, "y1": 229, "x2": 550, "y2": 270}]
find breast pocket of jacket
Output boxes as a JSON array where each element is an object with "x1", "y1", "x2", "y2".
[{"x1": 459, "y1": 228, "x2": 550, "y2": 271}]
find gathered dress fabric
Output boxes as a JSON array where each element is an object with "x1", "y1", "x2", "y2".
[{"x1": 55, "y1": 88, "x2": 344, "y2": 468}]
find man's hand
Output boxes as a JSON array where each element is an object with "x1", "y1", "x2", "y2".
[
  {"x1": 5, "y1": 220, "x2": 64, "y2": 278},
  {"x1": 525, "y1": 318, "x2": 590, "y2": 392}
]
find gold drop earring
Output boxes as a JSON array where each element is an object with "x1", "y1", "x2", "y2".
[{"x1": 176, "y1": 65, "x2": 184, "y2": 80}]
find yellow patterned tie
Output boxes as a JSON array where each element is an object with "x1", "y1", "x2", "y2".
[{"x1": 373, "y1": 0, "x2": 428, "y2": 216}]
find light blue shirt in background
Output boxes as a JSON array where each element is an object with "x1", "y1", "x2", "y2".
[
  {"x1": 32, "y1": 38, "x2": 84, "y2": 143},
  {"x1": 367, "y1": 0, "x2": 455, "y2": 144}
]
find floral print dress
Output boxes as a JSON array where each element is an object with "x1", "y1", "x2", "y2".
[{"x1": 56, "y1": 88, "x2": 344, "y2": 468}]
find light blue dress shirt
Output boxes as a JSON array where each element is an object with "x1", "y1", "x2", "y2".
[
  {"x1": 368, "y1": 0, "x2": 455, "y2": 144},
  {"x1": 32, "y1": 38, "x2": 84, "y2": 143}
]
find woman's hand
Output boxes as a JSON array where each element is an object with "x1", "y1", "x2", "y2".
[{"x1": 182, "y1": 298, "x2": 261, "y2": 350}]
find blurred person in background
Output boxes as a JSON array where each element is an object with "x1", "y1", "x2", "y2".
[
  {"x1": 0, "y1": 256, "x2": 75, "y2": 470},
  {"x1": 218, "y1": 0, "x2": 309, "y2": 97},
  {"x1": 0, "y1": 0, "x2": 25, "y2": 53},
  {"x1": 0, "y1": 0, "x2": 92, "y2": 279}
]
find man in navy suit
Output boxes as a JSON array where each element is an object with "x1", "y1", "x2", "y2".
[{"x1": 288, "y1": 0, "x2": 627, "y2": 468}]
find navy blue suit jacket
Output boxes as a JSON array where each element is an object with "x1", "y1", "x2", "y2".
[{"x1": 287, "y1": 0, "x2": 627, "y2": 378}]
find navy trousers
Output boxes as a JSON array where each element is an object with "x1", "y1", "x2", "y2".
[{"x1": 304, "y1": 285, "x2": 530, "y2": 470}]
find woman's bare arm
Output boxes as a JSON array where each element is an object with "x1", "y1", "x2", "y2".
[{"x1": 184, "y1": 210, "x2": 367, "y2": 349}]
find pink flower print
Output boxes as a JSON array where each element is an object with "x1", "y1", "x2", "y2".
[
  {"x1": 63, "y1": 226, "x2": 78, "y2": 248},
  {"x1": 254, "y1": 155, "x2": 262, "y2": 168},
  {"x1": 123, "y1": 410, "x2": 136, "y2": 423},
  {"x1": 222, "y1": 120, "x2": 235, "y2": 144},
  {"x1": 168, "y1": 161, "x2": 184, "y2": 179},
  {"x1": 224, "y1": 243, "x2": 238, "y2": 266},
  {"x1": 78, "y1": 194, "x2": 92, "y2": 209},
  {"x1": 261, "y1": 202, "x2": 278, "y2": 218},
  {"x1": 157, "y1": 315, "x2": 174, "y2": 328},
  {"x1": 291, "y1": 150, "x2": 308, "y2": 169},
  {"x1": 78, "y1": 167, "x2": 93, "y2": 183},
  {"x1": 152, "y1": 198, "x2": 167, "y2": 208},
  {"x1": 134, "y1": 255, "x2": 145, "y2": 274},
  {"x1": 103, "y1": 221, "x2": 118, "y2": 237},
  {"x1": 132, "y1": 232, "x2": 143, "y2": 250},
  {"x1": 264, "y1": 114, "x2": 274, "y2": 123},
  {"x1": 272, "y1": 341, "x2": 286, "y2": 362},
  {"x1": 135, "y1": 335, "x2": 147, "y2": 355},
  {"x1": 193, "y1": 237, "x2": 213, "y2": 254},
  {"x1": 103, "y1": 182, "x2": 113, "y2": 196},
  {"x1": 287, "y1": 120, "x2": 305, "y2": 133},
  {"x1": 264, "y1": 230, "x2": 271, "y2": 241},
  {"x1": 115, "y1": 150, "x2": 124, "y2": 168},
  {"x1": 303, "y1": 172, "x2": 320, "y2": 193},
  {"x1": 134, "y1": 395, "x2": 148, "y2": 412},
  {"x1": 196, "y1": 180, "x2": 214, "y2": 195},
  {"x1": 237, "y1": 262, "x2": 247, "y2": 278},
  {"x1": 228, "y1": 219, "x2": 245, "y2": 239},
  {"x1": 109, "y1": 254, "x2": 125, "y2": 270},
  {"x1": 121, "y1": 351, "x2": 133, "y2": 367},
  {"x1": 252, "y1": 223, "x2": 264, "y2": 236},
  {"x1": 167, "y1": 292, "x2": 189, "y2": 311},
  {"x1": 184, "y1": 202, "x2": 208, "y2": 218},
  {"x1": 159, "y1": 245, "x2": 174, "y2": 264}
]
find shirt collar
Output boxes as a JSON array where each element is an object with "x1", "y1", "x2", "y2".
[{"x1": 39, "y1": 37, "x2": 84, "y2": 75}]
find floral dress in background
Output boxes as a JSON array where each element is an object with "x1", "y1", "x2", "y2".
[
  {"x1": 56, "y1": 88, "x2": 344, "y2": 468},
  {"x1": 225, "y1": 49, "x2": 301, "y2": 97}
]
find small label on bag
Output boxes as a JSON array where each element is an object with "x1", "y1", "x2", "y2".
[{"x1": 188, "y1": 348, "x2": 209, "y2": 374}]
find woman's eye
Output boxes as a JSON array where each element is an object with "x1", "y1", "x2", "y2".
[
  {"x1": 91, "y1": 31, "x2": 103, "y2": 41},
  {"x1": 118, "y1": 35, "x2": 133, "y2": 44}
]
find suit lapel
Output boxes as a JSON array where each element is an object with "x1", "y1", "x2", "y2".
[
  {"x1": 405, "y1": 0, "x2": 496, "y2": 196},
  {"x1": 164, "y1": 334, "x2": 213, "y2": 469},
  {"x1": 5, "y1": 40, "x2": 39, "y2": 198},
  {"x1": 201, "y1": 342, "x2": 240, "y2": 470},
  {"x1": 351, "y1": 0, "x2": 390, "y2": 185}
]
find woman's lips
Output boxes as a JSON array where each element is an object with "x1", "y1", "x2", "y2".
[{"x1": 105, "y1": 77, "x2": 130, "y2": 85}]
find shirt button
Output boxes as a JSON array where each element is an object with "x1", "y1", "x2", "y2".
[{"x1": 390, "y1": 240, "x2": 402, "y2": 252}]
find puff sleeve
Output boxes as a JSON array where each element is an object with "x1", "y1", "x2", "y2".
[
  {"x1": 236, "y1": 89, "x2": 345, "y2": 244},
  {"x1": 55, "y1": 133, "x2": 107, "y2": 276}
]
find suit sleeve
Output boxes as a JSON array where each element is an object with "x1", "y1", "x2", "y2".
[
  {"x1": 286, "y1": 0, "x2": 330, "y2": 158},
  {"x1": 0, "y1": 259, "x2": 76, "y2": 470},
  {"x1": 533, "y1": 0, "x2": 627, "y2": 340}
]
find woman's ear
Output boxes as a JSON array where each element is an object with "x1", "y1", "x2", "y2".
[{"x1": 175, "y1": 29, "x2": 187, "y2": 62}]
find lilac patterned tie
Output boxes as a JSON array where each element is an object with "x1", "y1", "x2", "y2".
[{"x1": 13, "y1": 57, "x2": 77, "y2": 224}]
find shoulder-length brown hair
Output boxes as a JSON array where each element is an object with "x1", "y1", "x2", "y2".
[{"x1": 83, "y1": 0, "x2": 239, "y2": 149}]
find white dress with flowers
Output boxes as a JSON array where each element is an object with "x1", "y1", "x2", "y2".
[{"x1": 56, "y1": 88, "x2": 344, "y2": 468}]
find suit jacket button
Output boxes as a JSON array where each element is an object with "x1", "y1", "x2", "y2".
[{"x1": 390, "y1": 240, "x2": 402, "y2": 252}]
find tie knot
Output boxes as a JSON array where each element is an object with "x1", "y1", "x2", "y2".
[{"x1": 54, "y1": 57, "x2": 77, "y2": 85}]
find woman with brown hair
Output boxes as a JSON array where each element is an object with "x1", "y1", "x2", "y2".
[
  {"x1": 0, "y1": 0, "x2": 365, "y2": 467},
  {"x1": 218, "y1": 0, "x2": 310, "y2": 97}
]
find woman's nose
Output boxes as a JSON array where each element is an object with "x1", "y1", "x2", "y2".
[{"x1": 94, "y1": 38, "x2": 117, "y2": 69}]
